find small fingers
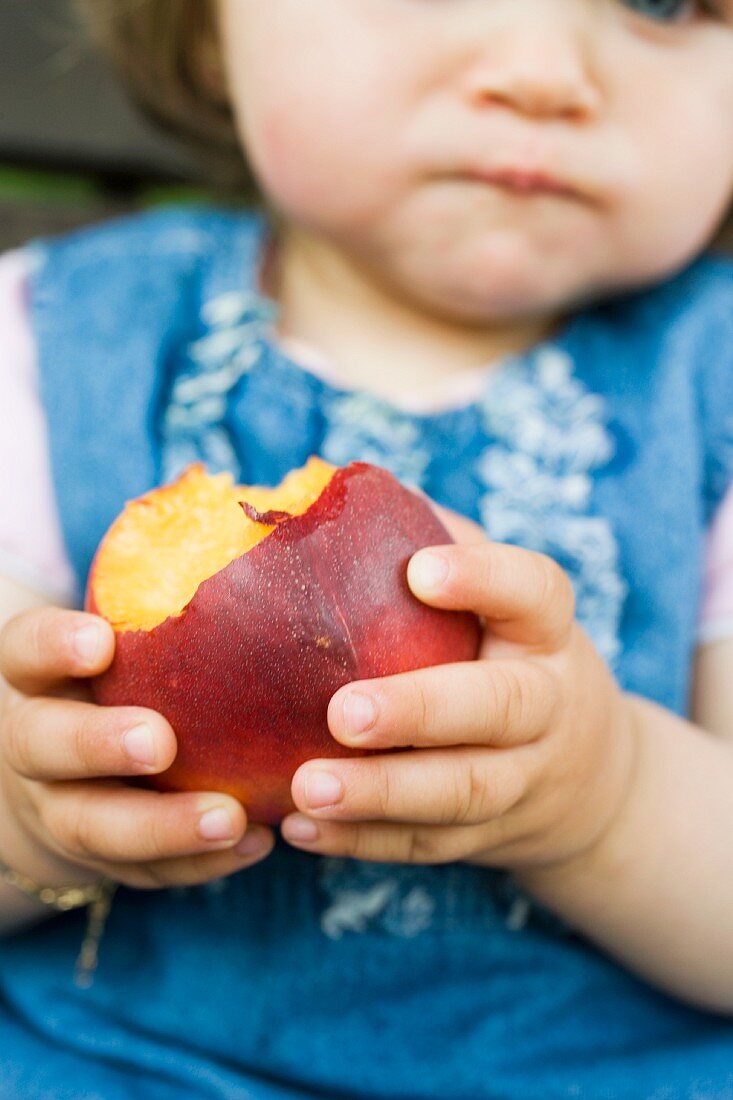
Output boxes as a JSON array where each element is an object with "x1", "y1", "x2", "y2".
[
  {"x1": 329, "y1": 659, "x2": 557, "y2": 749},
  {"x1": 281, "y1": 815, "x2": 501, "y2": 865},
  {"x1": 4, "y1": 696, "x2": 177, "y2": 781},
  {"x1": 107, "y1": 830, "x2": 275, "y2": 891},
  {"x1": 36, "y1": 782, "x2": 252, "y2": 865},
  {"x1": 408, "y1": 543, "x2": 575, "y2": 650},
  {"x1": 291, "y1": 746, "x2": 531, "y2": 827},
  {"x1": 0, "y1": 609, "x2": 114, "y2": 695}
]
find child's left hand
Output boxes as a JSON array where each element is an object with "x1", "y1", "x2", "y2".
[{"x1": 281, "y1": 506, "x2": 637, "y2": 873}]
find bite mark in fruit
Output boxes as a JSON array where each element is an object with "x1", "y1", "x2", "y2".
[{"x1": 87, "y1": 458, "x2": 481, "y2": 823}]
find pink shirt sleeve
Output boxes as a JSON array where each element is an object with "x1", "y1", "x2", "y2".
[
  {"x1": 0, "y1": 250, "x2": 78, "y2": 605},
  {"x1": 1, "y1": 248, "x2": 732, "y2": 635}
]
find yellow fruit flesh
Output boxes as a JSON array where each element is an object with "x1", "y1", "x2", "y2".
[{"x1": 92, "y1": 457, "x2": 336, "y2": 631}]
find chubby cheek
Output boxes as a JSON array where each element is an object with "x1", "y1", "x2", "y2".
[
  {"x1": 225, "y1": 33, "x2": 406, "y2": 231},
  {"x1": 245, "y1": 97, "x2": 390, "y2": 226},
  {"x1": 216, "y1": 0, "x2": 434, "y2": 233},
  {"x1": 611, "y1": 97, "x2": 733, "y2": 283}
]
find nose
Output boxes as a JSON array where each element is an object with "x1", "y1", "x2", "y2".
[{"x1": 462, "y1": 14, "x2": 601, "y2": 123}]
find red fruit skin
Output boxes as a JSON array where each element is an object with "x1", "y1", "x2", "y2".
[{"x1": 87, "y1": 462, "x2": 481, "y2": 824}]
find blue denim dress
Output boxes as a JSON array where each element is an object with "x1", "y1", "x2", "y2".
[{"x1": 1, "y1": 206, "x2": 732, "y2": 1099}]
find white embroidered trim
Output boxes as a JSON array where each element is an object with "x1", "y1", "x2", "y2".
[
  {"x1": 321, "y1": 880, "x2": 398, "y2": 940},
  {"x1": 318, "y1": 860, "x2": 438, "y2": 940},
  {"x1": 161, "y1": 290, "x2": 278, "y2": 485},
  {"x1": 476, "y1": 347, "x2": 626, "y2": 668},
  {"x1": 320, "y1": 393, "x2": 432, "y2": 488}
]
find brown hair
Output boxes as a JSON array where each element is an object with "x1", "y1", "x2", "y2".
[{"x1": 74, "y1": 0, "x2": 257, "y2": 192}]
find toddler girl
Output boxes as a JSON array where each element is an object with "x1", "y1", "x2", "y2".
[{"x1": 1, "y1": 1, "x2": 733, "y2": 1096}]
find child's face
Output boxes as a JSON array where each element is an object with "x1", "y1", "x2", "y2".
[{"x1": 217, "y1": 0, "x2": 733, "y2": 322}]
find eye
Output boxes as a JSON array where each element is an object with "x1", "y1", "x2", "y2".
[{"x1": 619, "y1": 0, "x2": 702, "y2": 20}]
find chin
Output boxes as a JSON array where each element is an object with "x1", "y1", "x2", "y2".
[
  {"x1": 423, "y1": 261, "x2": 584, "y2": 326},
  {"x1": 391, "y1": 224, "x2": 591, "y2": 324}
]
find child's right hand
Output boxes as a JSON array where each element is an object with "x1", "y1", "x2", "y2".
[{"x1": 0, "y1": 608, "x2": 274, "y2": 893}]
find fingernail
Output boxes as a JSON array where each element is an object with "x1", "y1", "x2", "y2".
[
  {"x1": 342, "y1": 691, "x2": 377, "y2": 736},
  {"x1": 73, "y1": 624, "x2": 102, "y2": 665},
  {"x1": 410, "y1": 551, "x2": 449, "y2": 592},
  {"x1": 235, "y1": 828, "x2": 270, "y2": 857},
  {"x1": 123, "y1": 723, "x2": 156, "y2": 767},
  {"x1": 304, "y1": 770, "x2": 344, "y2": 808},
  {"x1": 282, "y1": 815, "x2": 320, "y2": 843},
  {"x1": 198, "y1": 808, "x2": 235, "y2": 842}
]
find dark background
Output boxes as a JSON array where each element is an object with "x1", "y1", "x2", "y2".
[{"x1": 0, "y1": 0, "x2": 208, "y2": 252}]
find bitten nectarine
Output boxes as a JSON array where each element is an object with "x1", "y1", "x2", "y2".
[{"x1": 87, "y1": 458, "x2": 481, "y2": 824}]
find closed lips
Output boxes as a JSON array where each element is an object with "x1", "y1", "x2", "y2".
[{"x1": 459, "y1": 166, "x2": 595, "y2": 204}]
